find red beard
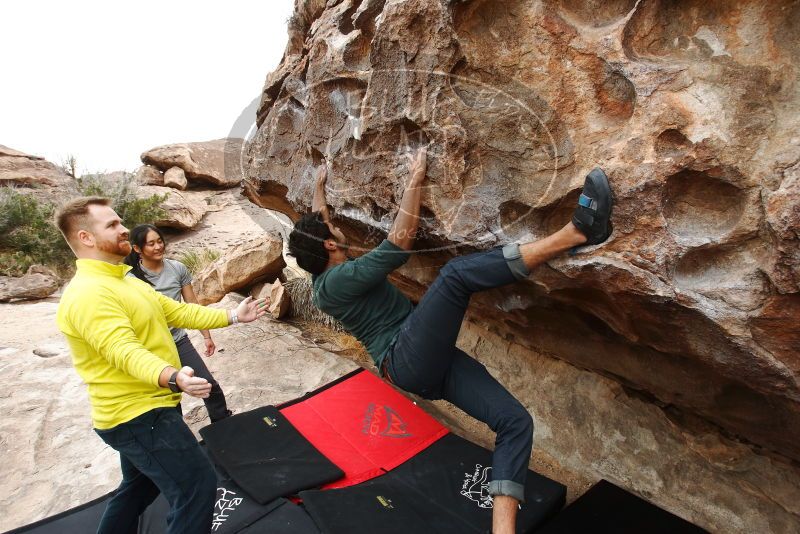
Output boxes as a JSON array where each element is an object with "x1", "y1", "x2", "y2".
[{"x1": 97, "y1": 238, "x2": 132, "y2": 258}]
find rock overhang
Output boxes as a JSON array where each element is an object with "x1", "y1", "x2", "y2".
[{"x1": 242, "y1": 0, "x2": 800, "y2": 462}]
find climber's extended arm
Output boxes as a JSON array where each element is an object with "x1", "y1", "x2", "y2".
[
  {"x1": 388, "y1": 147, "x2": 427, "y2": 251},
  {"x1": 312, "y1": 164, "x2": 331, "y2": 223}
]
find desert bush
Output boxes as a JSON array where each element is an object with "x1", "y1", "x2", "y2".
[
  {"x1": 0, "y1": 173, "x2": 168, "y2": 276},
  {"x1": 0, "y1": 189, "x2": 72, "y2": 276},
  {"x1": 75, "y1": 173, "x2": 167, "y2": 229},
  {"x1": 177, "y1": 248, "x2": 221, "y2": 275}
]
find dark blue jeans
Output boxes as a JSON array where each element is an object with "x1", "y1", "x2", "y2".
[
  {"x1": 385, "y1": 245, "x2": 533, "y2": 502},
  {"x1": 175, "y1": 335, "x2": 230, "y2": 422},
  {"x1": 94, "y1": 406, "x2": 217, "y2": 534}
]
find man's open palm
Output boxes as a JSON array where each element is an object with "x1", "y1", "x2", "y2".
[{"x1": 235, "y1": 296, "x2": 269, "y2": 323}]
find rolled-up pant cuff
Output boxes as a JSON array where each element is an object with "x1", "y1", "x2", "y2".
[
  {"x1": 488, "y1": 479, "x2": 525, "y2": 502},
  {"x1": 502, "y1": 243, "x2": 531, "y2": 280}
]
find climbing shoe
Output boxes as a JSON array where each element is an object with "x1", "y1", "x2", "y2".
[{"x1": 572, "y1": 167, "x2": 613, "y2": 246}]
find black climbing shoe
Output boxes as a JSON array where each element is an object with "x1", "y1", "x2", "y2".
[{"x1": 572, "y1": 167, "x2": 613, "y2": 246}]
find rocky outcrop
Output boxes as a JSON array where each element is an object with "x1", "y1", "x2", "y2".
[
  {"x1": 245, "y1": 0, "x2": 800, "y2": 456},
  {"x1": 0, "y1": 145, "x2": 72, "y2": 188},
  {"x1": 137, "y1": 186, "x2": 209, "y2": 230},
  {"x1": 251, "y1": 280, "x2": 292, "y2": 319},
  {"x1": 0, "y1": 265, "x2": 59, "y2": 302},
  {"x1": 244, "y1": 1, "x2": 800, "y2": 530},
  {"x1": 428, "y1": 322, "x2": 800, "y2": 533},
  {"x1": 134, "y1": 164, "x2": 164, "y2": 186},
  {"x1": 141, "y1": 138, "x2": 245, "y2": 188},
  {"x1": 193, "y1": 235, "x2": 286, "y2": 305},
  {"x1": 163, "y1": 166, "x2": 188, "y2": 190}
]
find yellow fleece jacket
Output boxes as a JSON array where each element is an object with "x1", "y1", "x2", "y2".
[{"x1": 56, "y1": 259, "x2": 229, "y2": 429}]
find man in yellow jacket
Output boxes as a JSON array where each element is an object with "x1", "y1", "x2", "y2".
[{"x1": 55, "y1": 196, "x2": 268, "y2": 534}]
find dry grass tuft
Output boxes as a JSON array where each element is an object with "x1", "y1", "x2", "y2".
[
  {"x1": 294, "y1": 319, "x2": 372, "y2": 368},
  {"x1": 177, "y1": 248, "x2": 221, "y2": 275},
  {"x1": 281, "y1": 273, "x2": 372, "y2": 367},
  {"x1": 283, "y1": 276, "x2": 345, "y2": 331}
]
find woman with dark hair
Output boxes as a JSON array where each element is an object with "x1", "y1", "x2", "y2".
[{"x1": 124, "y1": 224, "x2": 231, "y2": 422}]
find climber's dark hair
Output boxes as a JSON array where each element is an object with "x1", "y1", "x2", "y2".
[
  {"x1": 124, "y1": 224, "x2": 166, "y2": 285},
  {"x1": 288, "y1": 212, "x2": 332, "y2": 276}
]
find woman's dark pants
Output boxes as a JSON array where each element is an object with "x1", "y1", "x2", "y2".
[{"x1": 175, "y1": 335, "x2": 230, "y2": 423}]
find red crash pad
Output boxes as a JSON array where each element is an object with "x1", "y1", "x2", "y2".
[{"x1": 280, "y1": 369, "x2": 448, "y2": 489}]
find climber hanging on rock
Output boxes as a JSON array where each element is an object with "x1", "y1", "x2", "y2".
[{"x1": 287, "y1": 147, "x2": 613, "y2": 534}]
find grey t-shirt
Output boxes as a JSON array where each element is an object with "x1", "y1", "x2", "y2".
[{"x1": 135, "y1": 258, "x2": 193, "y2": 342}]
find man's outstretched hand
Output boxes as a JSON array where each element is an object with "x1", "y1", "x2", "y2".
[
  {"x1": 234, "y1": 296, "x2": 269, "y2": 323},
  {"x1": 176, "y1": 366, "x2": 211, "y2": 398}
]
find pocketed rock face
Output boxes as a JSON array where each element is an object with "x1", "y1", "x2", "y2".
[{"x1": 244, "y1": 0, "x2": 800, "y2": 526}]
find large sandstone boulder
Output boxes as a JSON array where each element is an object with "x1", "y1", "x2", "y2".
[
  {"x1": 163, "y1": 166, "x2": 188, "y2": 190},
  {"x1": 140, "y1": 138, "x2": 245, "y2": 188},
  {"x1": 134, "y1": 164, "x2": 164, "y2": 186},
  {"x1": 0, "y1": 145, "x2": 72, "y2": 188},
  {"x1": 138, "y1": 186, "x2": 209, "y2": 230},
  {"x1": 193, "y1": 235, "x2": 286, "y2": 305},
  {"x1": 0, "y1": 265, "x2": 59, "y2": 302},
  {"x1": 245, "y1": 0, "x2": 800, "y2": 456},
  {"x1": 243, "y1": 1, "x2": 800, "y2": 530}
]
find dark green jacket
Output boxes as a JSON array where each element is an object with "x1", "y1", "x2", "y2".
[{"x1": 313, "y1": 239, "x2": 413, "y2": 368}]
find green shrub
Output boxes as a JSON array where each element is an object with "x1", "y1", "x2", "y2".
[
  {"x1": 0, "y1": 189, "x2": 73, "y2": 276},
  {"x1": 75, "y1": 173, "x2": 168, "y2": 228},
  {"x1": 177, "y1": 248, "x2": 221, "y2": 275},
  {"x1": 0, "y1": 173, "x2": 169, "y2": 277}
]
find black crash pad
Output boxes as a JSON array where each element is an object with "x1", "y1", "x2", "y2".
[
  {"x1": 200, "y1": 406, "x2": 344, "y2": 504},
  {"x1": 4, "y1": 491, "x2": 132, "y2": 534},
  {"x1": 236, "y1": 500, "x2": 320, "y2": 533},
  {"x1": 301, "y1": 433, "x2": 566, "y2": 534},
  {"x1": 5, "y1": 449, "x2": 320, "y2": 534}
]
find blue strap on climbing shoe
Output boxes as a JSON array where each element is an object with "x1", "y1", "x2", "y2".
[{"x1": 578, "y1": 193, "x2": 595, "y2": 210}]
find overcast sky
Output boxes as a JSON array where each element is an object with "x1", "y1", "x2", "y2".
[{"x1": 1, "y1": 0, "x2": 295, "y2": 173}]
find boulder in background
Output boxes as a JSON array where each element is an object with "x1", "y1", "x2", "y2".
[
  {"x1": 134, "y1": 164, "x2": 164, "y2": 186},
  {"x1": 137, "y1": 185, "x2": 209, "y2": 230},
  {"x1": 193, "y1": 234, "x2": 285, "y2": 305},
  {"x1": 0, "y1": 265, "x2": 59, "y2": 302},
  {"x1": 141, "y1": 138, "x2": 245, "y2": 188},
  {"x1": 163, "y1": 166, "x2": 188, "y2": 190},
  {"x1": 0, "y1": 145, "x2": 72, "y2": 188}
]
